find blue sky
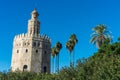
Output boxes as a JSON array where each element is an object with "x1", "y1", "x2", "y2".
[{"x1": 0, "y1": 0, "x2": 120, "y2": 71}]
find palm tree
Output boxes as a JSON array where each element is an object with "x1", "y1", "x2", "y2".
[
  {"x1": 51, "y1": 47, "x2": 57, "y2": 73},
  {"x1": 69, "y1": 34, "x2": 78, "y2": 66},
  {"x1": 90, "y1": 24, "x2": 112, "y2": 48},
  {"x1": 70, "y1": 34, "x2": 78, "y2": 44},
  {"x1": 66, "y1": 34, "x2": 78, "y2": 66},
  {"x1": 66, "y1": 40, "x2": 74, "y2": 66},
  {"x1": 55, "y1": 42, "x2": 62, "y2": 72}
]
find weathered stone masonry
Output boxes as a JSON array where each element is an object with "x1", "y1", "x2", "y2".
[{"x1": 11, "y1": 9, "x2": 51, "y2": 73}]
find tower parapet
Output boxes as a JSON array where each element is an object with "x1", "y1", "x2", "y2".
[{"x1": 14, "y1": 33, "x2": 51, "y2": 42}]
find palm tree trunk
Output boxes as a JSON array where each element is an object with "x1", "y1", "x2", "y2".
[
  {"x1": 69, "y1": 52, "x2": 71, "y2": 67},
  {"x1": 52, "y1": 57, "x2": 54, "y2": 73},
  {"x1": 72, "y1": 50, "x2": 74, "y2": 66},
  {"x1": 56, "y1": 56, "x2": 57, "y2": 72},
  {"x1": 58, "y1": 54, "x2": 59, "y2": 72},
  {"x1": 55, "y1": 54, "x2": 59, "y2": 72}
]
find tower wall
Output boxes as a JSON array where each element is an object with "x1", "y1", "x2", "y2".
[
  {"x1": 11, "y1": 9, "x2": 51, "y2": 73},
  {"x1": 11, "y1": 33, "x2": 51, "y2": 73},
  {"x1": 30, "y1": 36, "x2": 51, "y2": 73}
]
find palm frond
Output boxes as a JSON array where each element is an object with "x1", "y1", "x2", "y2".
[
  {"x1": 90, "y1": 24, "x2": 112, "y2": 48},
  {"x1": 90, "y1": 36, "x2": 97, "y2": 44}
]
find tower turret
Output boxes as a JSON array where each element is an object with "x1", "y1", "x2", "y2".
[
  {"x1": 31, "y1": 8, "x2": 39, "y2": 19},
  {"x1": 28, "y1": 9, "x2": 40, "y2": 36}
]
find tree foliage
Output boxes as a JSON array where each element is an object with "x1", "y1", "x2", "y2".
[
  {"x1": 1, "y1": 40, "x2": 120, "y2": 80},
  {"x1": 51, "y1": 42, "x2": 62, "y2": 73},
  {"x1": 66, "y1": 34, "x2": 78, "y2": 66},
  {"x1": 90, "y1": 24, "x2": 112, "y2": 48}
]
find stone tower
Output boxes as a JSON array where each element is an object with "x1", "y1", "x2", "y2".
[{"x1": 11, "y1": 9, "x2": 51, "y2": 73}]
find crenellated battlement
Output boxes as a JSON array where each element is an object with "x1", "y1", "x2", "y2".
[
  {"x1": 40, "y1": 34, "x2": 51, "y2": 42},
  {"x1": 14, "y1": 33, "x2": 33, "y2": 39},
  {"x1": 14, "y1": 33, "x2": 51, "y2": 42}
]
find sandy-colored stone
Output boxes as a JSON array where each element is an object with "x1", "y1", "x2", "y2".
[{"x1": 11, "y1": 9, "x2": 51, "y2": 73}]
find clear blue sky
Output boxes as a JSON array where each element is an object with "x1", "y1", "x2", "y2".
[{"x1": 0, "y1": 0, "x2": 120, "y2": 71}]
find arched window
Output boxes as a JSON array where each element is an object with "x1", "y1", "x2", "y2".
[
  {"x1": 45, "y1": 51, "x2": 47, "y2": 54},
  {"x1": 26, "y1": 49, "x2": 28, "y2": 53},
  {"x1": 44, "y1": 51, "x2": 47, "y2": 57},
  {"x1": 23, "y1": 65, "x2": 27, "y2": 71},
  {"x1": 43, "y1": 66, "x2": 47, "y2": 73},
  {"x1": 24, "y1": 43, "x2": 26, "y2": 46},
  {"x1": 17, "y1": 50, "x2": 19, "y2": 53},
  {"x1": 38, "y1": 42, "x2": 40, "y2": 47},
  {"x1": 36, "y1": 50, "x2": 38, "y2": 53}
]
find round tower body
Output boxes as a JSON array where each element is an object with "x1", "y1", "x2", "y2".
[{"x1": 11, "y1": 9, "x2": 51, "y2": 73}]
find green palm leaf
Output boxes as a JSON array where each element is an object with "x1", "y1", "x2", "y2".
[{"x1": 90, "y1": 24, "x2": 112, "y2": 48}]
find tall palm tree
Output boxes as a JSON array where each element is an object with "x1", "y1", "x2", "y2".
[
  {"x1": 90, "y1": 24, "x2": 112, "y2": 48},
  {"x1": 66, "y1": 40, "x2": 74, "y2": 66},
  {"x1": 55, "y1": 42, "x2": 62, "y2": 72},
  {"x1": 51, "y1": 47, "x2": 57, "y2": 73},
  {"x1": 66, "y1": 34, "x2": 78, "y2": 66},
  {"x1": 70, "y1": 34, "x2": 78, "y2": 66}
]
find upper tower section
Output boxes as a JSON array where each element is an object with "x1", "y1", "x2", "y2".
[
  {"x1": 31, "y1": 8, "x2": 39, "y2": 19},
  {"x1": 28, "y1": 9, "x2": 40, "y2": 36}
]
